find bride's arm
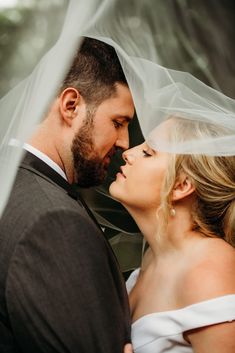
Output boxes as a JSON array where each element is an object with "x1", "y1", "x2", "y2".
[
  {"x1": 183, "y1": 247, "x2": 235, "y2": 353},
  {"x1": 186, "y1": 321, "x2": 235, "y2": 353}
]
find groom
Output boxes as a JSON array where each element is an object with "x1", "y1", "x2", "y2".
[{"x1": 0, "y1": 37, "x2": 134, "y2": 352}]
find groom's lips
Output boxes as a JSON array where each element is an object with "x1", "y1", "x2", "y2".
[
  {"x1": 103, "y1": 149, "x2": 116, "y2": 168},
  {"x1": 104, "y1": 156, "x2": 111, "y2": 167},
  {"x1": 105, "y1": 148, "x2": 116, "y2": 162}
]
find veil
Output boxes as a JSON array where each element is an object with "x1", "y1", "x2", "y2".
[{"x1": 0, "y1": 0, "x2": 234, "y2": 270}]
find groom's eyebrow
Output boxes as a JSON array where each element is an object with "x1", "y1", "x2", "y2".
[{"x1": 117, "y1": 115, "x2": 133, "y2": 122}]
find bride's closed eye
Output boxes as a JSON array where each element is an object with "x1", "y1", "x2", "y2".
[{"x1": 143, "y1": 149, "x2": 152, "y2": 157}]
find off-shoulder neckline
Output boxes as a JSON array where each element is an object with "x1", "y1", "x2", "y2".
[{"x1": 128, "y1": 268, "x2": 235, "y2": 327}]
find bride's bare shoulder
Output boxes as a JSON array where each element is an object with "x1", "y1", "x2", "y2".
[{"x1": 179, "y1": 238, "x2": 235, "y2": 306}]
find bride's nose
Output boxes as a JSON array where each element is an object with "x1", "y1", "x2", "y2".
[{"x1": 122, "y1": 149, "x2": 134, "y2": 164}]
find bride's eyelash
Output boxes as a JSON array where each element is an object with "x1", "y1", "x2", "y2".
[{"x1": 143, "y1": 149, "x2": 152, "y2": 157}]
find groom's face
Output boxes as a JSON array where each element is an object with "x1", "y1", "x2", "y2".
[{"x1": 71, "y1": 83, "x2": 134, "y2": 187}]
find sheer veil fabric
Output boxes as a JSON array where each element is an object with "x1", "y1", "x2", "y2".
[{"x1": 0, "y1": 0, "x2": 235, "y2": 217}]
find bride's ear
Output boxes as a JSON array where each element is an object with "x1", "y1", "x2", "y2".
[{"x1": 172, "y1": 172, "x2": 195, "y2": 201}]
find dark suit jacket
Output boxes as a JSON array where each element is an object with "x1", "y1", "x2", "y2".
[{"x1": 0, "y1": 152, "x2": 131, "y2": 353}]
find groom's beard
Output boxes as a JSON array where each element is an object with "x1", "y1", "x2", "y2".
[{"x1": 71, "y1": 116, "x2": 108, "y2": 188}]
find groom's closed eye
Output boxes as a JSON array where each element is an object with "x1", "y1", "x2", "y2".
[{"x1": 112, "y1": 116, "x2": 132, "y2": 128}]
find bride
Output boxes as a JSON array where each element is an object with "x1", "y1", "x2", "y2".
[{"x1": 110, "y1": 116, "x2": 235, "y2": 353}]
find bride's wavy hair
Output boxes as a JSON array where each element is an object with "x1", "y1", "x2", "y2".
[{"x1": 158, "y1": 116, "x2": 235, "y2": 247}]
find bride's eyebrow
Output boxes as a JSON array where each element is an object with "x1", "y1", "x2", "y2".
[
  {"x1": 148, "y1": 147, "x2": 157, "y2": 156},
  {"x1": 144, "y1": 143, "x2": 155, "y2": 153}
]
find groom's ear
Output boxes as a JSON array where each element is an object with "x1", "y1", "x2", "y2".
[
  {"x1": 59, "y1": 88, "x2": 82, "y2": 126},
  {"x1": 172, "y1": 172, "x2": 195, "y2": 201}
]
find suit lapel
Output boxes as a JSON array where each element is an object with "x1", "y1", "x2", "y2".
[
  {"x1": 20, "y1": 151, "x2": 71, "y2": 193},
  {"x1": 20, "y1": 151, "x2": 102, "y2": 230}
]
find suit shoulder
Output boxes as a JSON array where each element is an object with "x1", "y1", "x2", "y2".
[
  {"x1": 0, "y1": 167, "x2": 95, "y2": 249},
  {"x1": 6, "y1": 166, "x2": 83, "y2": 216}
]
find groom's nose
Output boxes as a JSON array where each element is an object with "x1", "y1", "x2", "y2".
[{"x1": 115, "y1": 128, "x2": 129, "y2": 150}]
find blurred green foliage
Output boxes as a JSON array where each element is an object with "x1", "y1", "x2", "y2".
[{"x1": 0, "y1": 0, "x2": 68, "y2": 97}]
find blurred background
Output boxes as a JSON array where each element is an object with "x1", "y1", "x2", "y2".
[
  {"x1": 0, "y1": 0, "x2": 69, "y2": 97},
  {"x1": 0, "y1": 0, "x2": 234, "y2": 275}
]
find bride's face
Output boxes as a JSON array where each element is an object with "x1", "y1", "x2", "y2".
[{"x1": 109, "y1": 142, "x2": 170, "y2": 210}]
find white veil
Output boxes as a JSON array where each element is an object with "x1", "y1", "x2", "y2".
[
  {"x1": 0, "y1": 0, "x2": 100, "y2": 216},
  {"x1": 0, "y1": 0, "x2": 234, "y2": 266}
]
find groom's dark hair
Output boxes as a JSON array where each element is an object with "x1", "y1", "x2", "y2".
[{"x1": 59, "y1": 37, "x2": 128, "y2": 107}]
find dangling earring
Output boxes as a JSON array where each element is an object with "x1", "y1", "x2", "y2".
[{"x1": 170, "y1": 208, "x2": 176, "y2": 217}]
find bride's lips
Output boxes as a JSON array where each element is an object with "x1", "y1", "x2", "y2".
[
  {"x1": 120, "y1": 166, "x2": 126, "y2": 177},
  {"x1": 116, "y1": 166, "x2": 126, "y2": 179}
]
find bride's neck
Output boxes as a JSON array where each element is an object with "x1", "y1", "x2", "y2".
[
  {"x1": 126, "y1": 205, "x2": 193, "y2": 257},
  {"x1": 125, "y1": 207, "x2": 157, "y2": 243}
]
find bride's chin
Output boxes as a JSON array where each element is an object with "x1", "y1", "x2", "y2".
[{"x1": 109, "y1": 181, "x2": 121, "y2": 199}]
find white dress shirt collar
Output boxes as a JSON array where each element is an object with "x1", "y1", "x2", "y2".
[{"x1": 23, "y1": 143, "x2": 67, "y2": 181}]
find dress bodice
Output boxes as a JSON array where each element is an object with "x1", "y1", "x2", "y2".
[{"x1": 126, "y1": 268, "x2": 235, "y2": 353}]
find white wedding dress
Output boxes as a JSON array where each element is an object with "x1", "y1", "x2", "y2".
[{"x1": 126, "y1": 268, "x2": 235, "y2": 353}]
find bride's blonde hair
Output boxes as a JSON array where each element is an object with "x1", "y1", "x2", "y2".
[{"x1": 157, "y1": 116, "x2": 235, "y2": 247}]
